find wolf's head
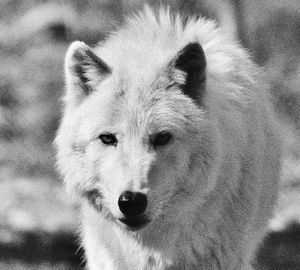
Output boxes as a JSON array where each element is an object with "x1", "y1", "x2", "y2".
[{"x1": 55, "y1": 11, "x2": 225, "y2": 234}]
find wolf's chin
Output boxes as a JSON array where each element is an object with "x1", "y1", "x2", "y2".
[{"x1": 118, "y1": 216, "x2": 151, "y2": 231}]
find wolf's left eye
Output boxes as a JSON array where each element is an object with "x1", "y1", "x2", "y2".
[
  {"x1": 151, "y1": 131, "x2": 173, "y2": 147},
  {"x1": 98, "y1": 133, "x2": 118, "y2": 146}
]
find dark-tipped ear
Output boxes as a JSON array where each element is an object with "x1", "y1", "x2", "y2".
[
  {"x1": 64, "y1": 41, "x2": 111, "y2": 106},
  {"x1": 170, "y1": 42, "x2": 206, "y2": 102}
]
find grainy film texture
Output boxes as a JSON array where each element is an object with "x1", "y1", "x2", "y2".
[{"x1": 0, "y1": 1, "x2": 299, "y2": 269}]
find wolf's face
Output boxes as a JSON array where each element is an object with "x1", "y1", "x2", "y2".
[{"x1": 57, "y1": 40, "x2": 218, "y2": 232}]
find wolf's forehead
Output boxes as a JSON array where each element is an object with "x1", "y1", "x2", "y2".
[
  {"x1": 114, "y1": 77, "x2": 163, "y2": 118},
  {"x1": 103, "y1": 74, "x2": 179, "y2": 133},
  {"x1": 111, "y1": 59, "x2": 170, "y2": 99}
]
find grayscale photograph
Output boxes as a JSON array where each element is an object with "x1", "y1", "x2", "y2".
[{"x1": 0, "y1": 0, "x2": 299, "y2": 269}]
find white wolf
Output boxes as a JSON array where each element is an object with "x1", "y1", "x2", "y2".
[{"x1": 55, "y1": 6, "x2": 281, "y2": 270}]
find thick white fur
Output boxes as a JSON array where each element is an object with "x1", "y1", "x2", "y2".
[{"x1": 55, "y1": 6, "x2": 281, "y2": 270}]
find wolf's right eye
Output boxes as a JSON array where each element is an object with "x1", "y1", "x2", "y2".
[{"x1": 98, "y1": 133, "x2": 118, "y2": 146}]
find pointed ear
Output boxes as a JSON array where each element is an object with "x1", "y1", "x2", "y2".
[
  {"x1": 169, "y1": 42, "x2": 206, "y2": 102},
  {"x1": 64, "y1": 41, "x2": 111, "y2": 106}
]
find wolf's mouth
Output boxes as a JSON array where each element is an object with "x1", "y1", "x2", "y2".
[{"x1": 118, "y1": 217, "x2": 150, "y2": 231}]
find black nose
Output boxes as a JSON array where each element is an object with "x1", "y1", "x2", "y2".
[{"x1": 118, "y1": 191, "x2": 148, "y2": 217}]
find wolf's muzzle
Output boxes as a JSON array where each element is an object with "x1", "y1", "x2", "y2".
[{"x1": 118, "y1": 191, "x2": 149, "y2": 230}]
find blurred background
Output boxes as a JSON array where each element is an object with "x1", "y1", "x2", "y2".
[{"x1": 0, "y1": 0, "x2": 299, "y2": 269}]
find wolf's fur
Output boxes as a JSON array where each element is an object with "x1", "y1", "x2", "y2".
[{"x1": 55, "y1": 6, "x2": 281, "y2": 270}]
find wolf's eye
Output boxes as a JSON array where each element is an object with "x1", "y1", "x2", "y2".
[
  {"x1": 151, "y1": 131, "x2": 172, "y2": 147},
  {"x1": 98, "y1": 133, "x2": 118, "y2": 146}
]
